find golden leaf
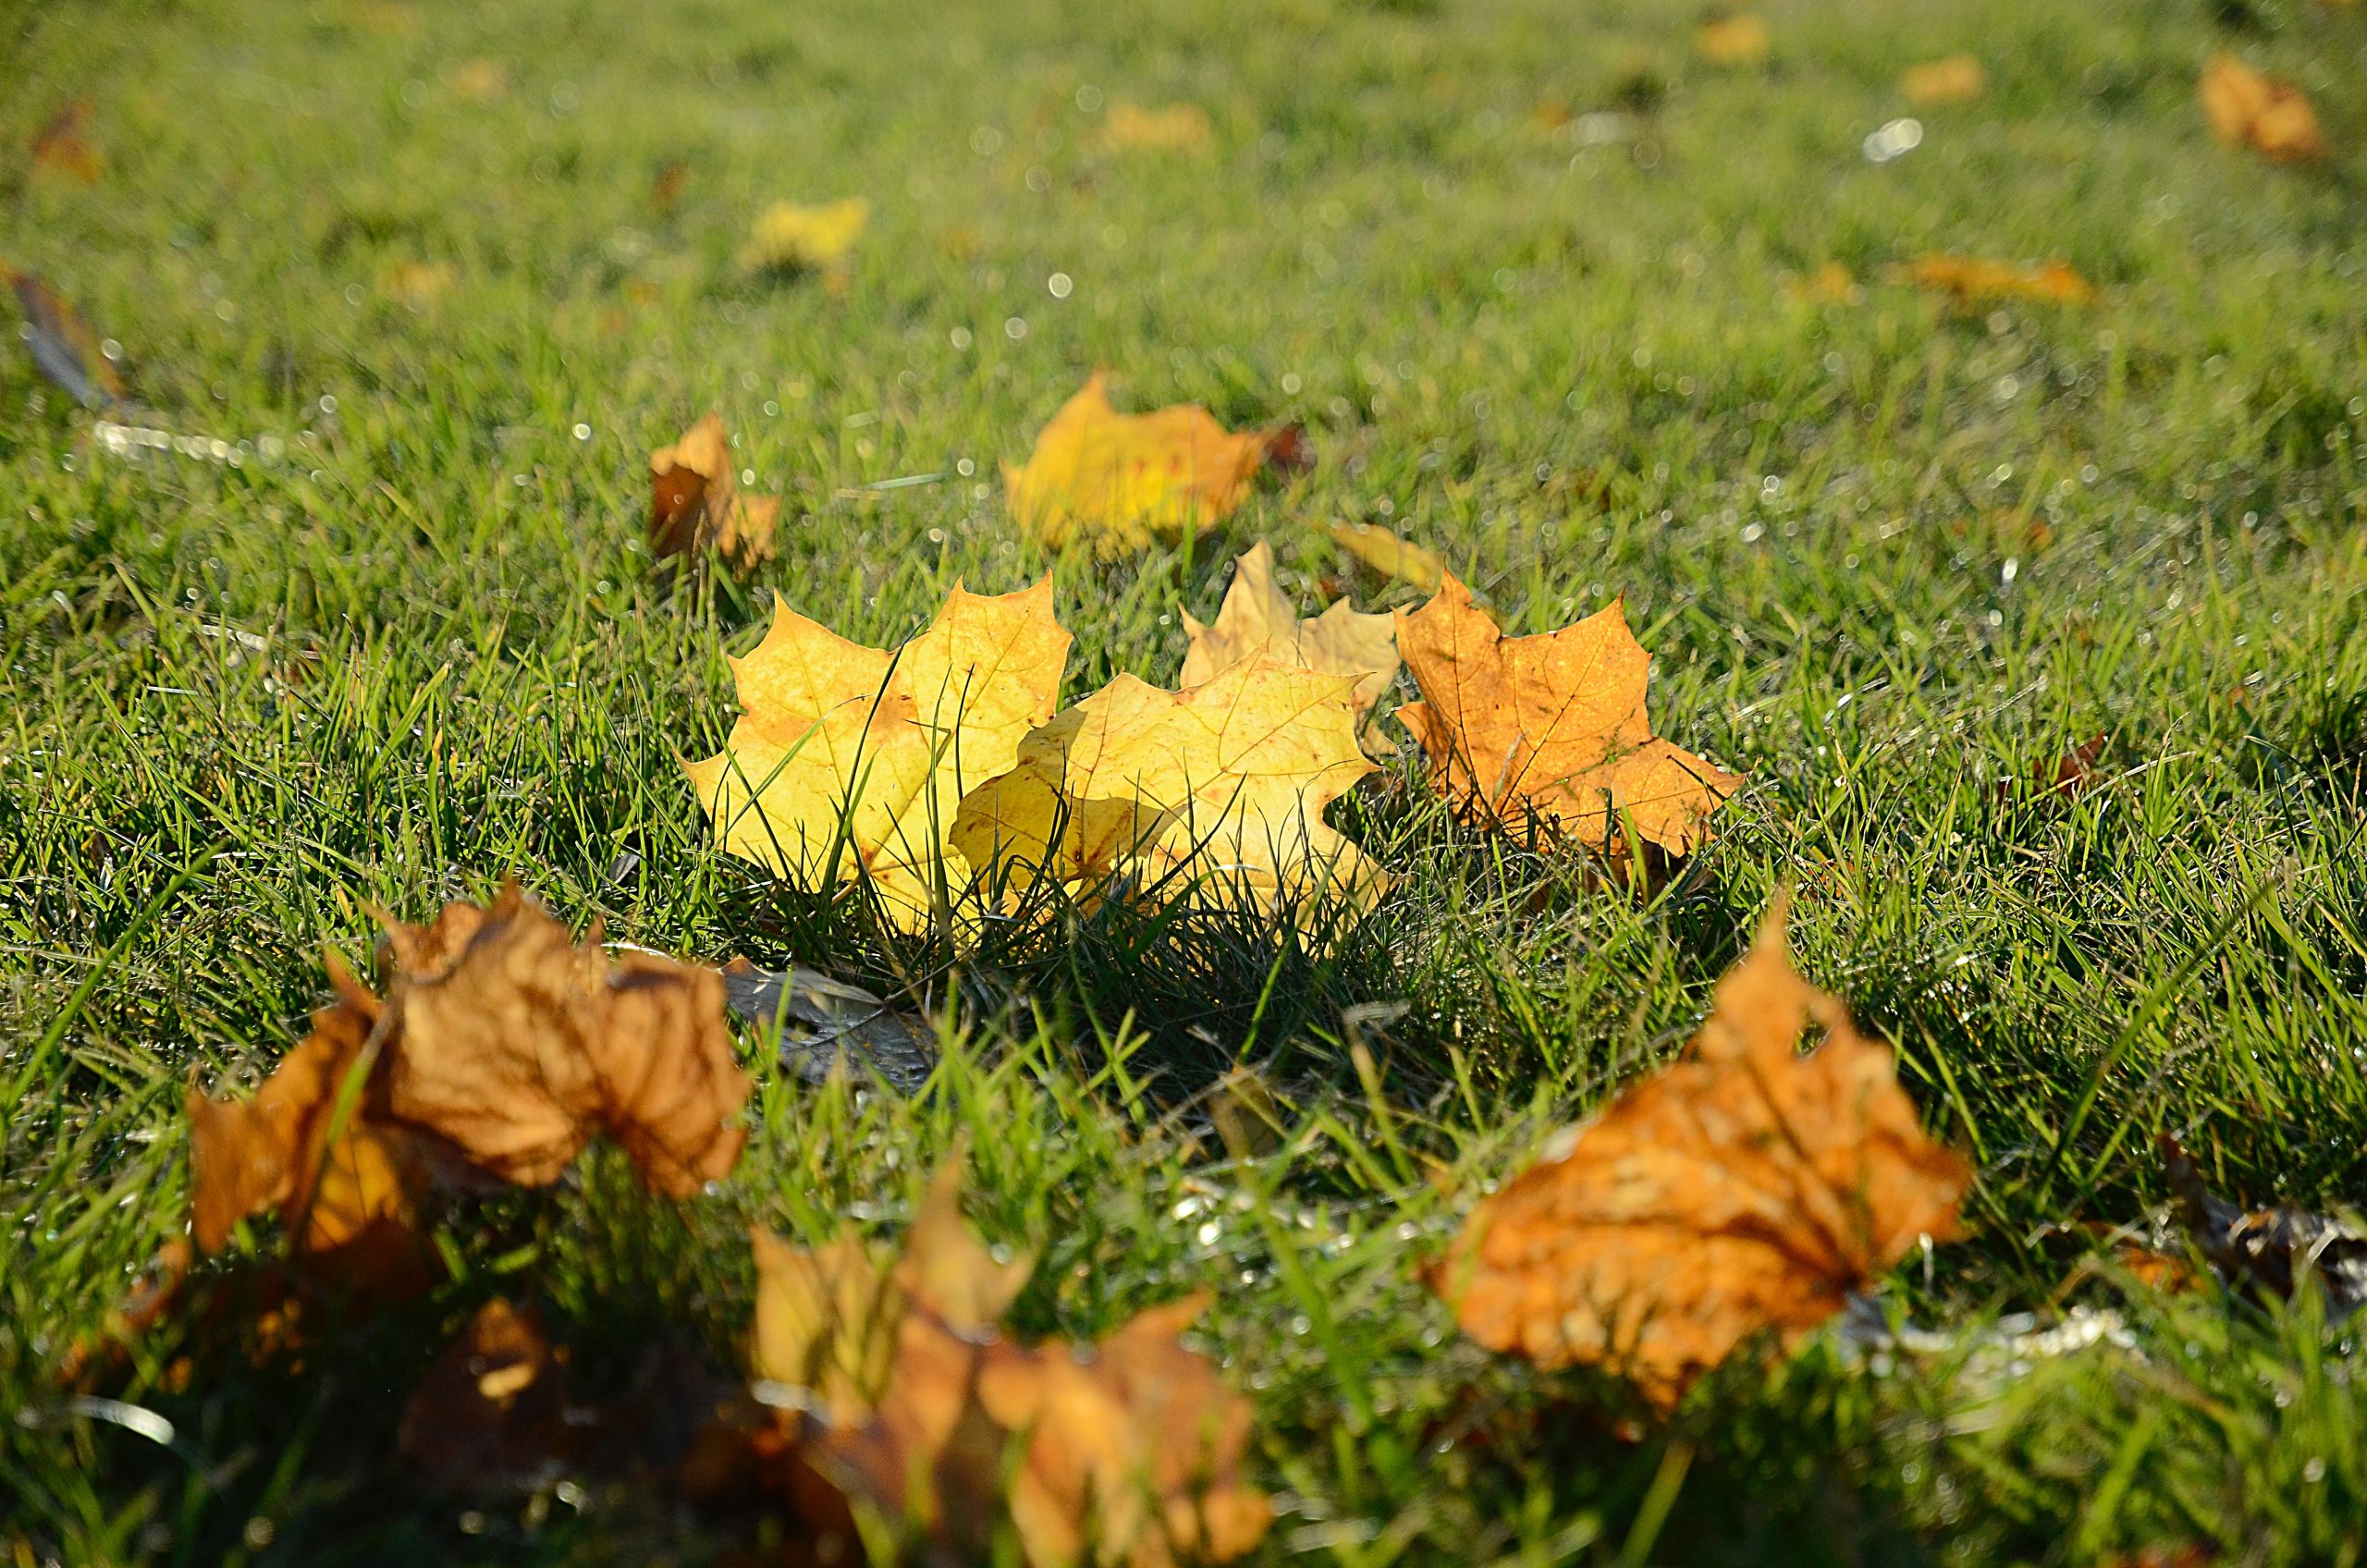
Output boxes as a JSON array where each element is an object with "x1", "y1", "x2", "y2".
[
  {"x1": 751, "y1": 1229, "x2": 907, "y2": 1426},
  {"x1": 1902, "y1": 55, "x2": 1987, "y2": 108},
  {"x1": 1695, "y1": 14, "x2": 1770, "y2": 67},
  {"x1": 1896, "y1": 253, "x2": 2096, "y2": 307},
  {"x1": 1181, "y1": 542, "x2": 1400, "y2": 733},
  {"x1": 381, "y1": 884, "x2": 752, "y2": 1196},
  {"x1": 1784, "y1": 262, "x2": 1863, "y2": 306},
  {"x1": 649, "y1": 412, "x2": 781, "y2": 575},
  {"x1": 1438, "y1": 896, "x2": 1971, "y2": 1407},
  {"x1": 1321, "y1": 521, "x2": 1446, "y2": 593},
  {"x1": 738, "y1": 197, "x2": 871, "y2": 275},
  {"x1": 2199, "y1": 54, "x2": 2328, "y2": 165},
  {"x1": 950, "y1": 655, "x2": 1387, "y2": 920},
  {"x1": 1005, "y1": 374, "x2": 1287, "y2": 557},
  {"x1": 1394, "y1": 575, "x2": 1739, "y2": 855},
  {"x1": 688, "y1": 581, "x2": 1073, "y2": 931},
  {"x1": 1096, "y1": 102, "x2": 1215, "y2": 154}
]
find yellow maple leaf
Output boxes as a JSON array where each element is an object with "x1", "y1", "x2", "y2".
[
  {"x1": 1436, "y1": 895, "x2": 1971, "y2": 1409},
  {"x1": 1319, "y1": 521, "x2": 1445, "y2": 593},
  {"x1": 1181, "y1": 543, "x2": 1399, "y2": 737},
  {"x1": 2199, "y1": 54, "x2": 2328, "y2": 165},
  {"x1": 950, "y1": 655, "x2": 1386, "y2": 920},
  {"x1": 1006, "y1": 374, "x2": 1286, "y2": 557},
  {"x1": 1902, "y1": 54, "x2": 1987, "y2": 108},
  {"x1": 1096, "y1": 102, "x2": 1215, "y2": 154},
  {"x1": 687, "y1": 582, "x2": 1073, "y2": 931},
  {"x1": 1695, "y1": 13, "x2": 1770, "y2": 68},
  {"x1": 1395, "y1": 575, "x2": 1739, "y2": 856},
  {"x1": 738, "y1": 197, "x2": 872, "y2": 275},
  {"x1": 649, "y1": 412, "x2": 780, "y2": 575}
]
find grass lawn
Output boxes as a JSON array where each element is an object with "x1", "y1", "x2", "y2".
[{"x1": 7, "y1": 0, "x2": 2367, "y2": 1560}]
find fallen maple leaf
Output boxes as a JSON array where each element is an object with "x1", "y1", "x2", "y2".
[
  {"x1": 1096, "y1": 102, "x2": 1215, "y2": 154},
  {"x1": 1695, "y1": 14, "x2": 1771, "y2": 68},
  {"x1": 2199, "y1": 55, "x2": 2327, "y2": 164},
  {"x1": 29, "y1": 101, "x2": 103, "y2": 183},
  {"x1": 718, "y1": 956, "x2": 937, "y2": 1091},
  {"x1": 1438, "y1": 895, "x2": 1970, "y2": 1407},
  {"x1": 1181, "y1": 542, "x2": 1400, "y2": 739},
  {"x1": 1897, "y1": 253, "x2": 2096, "y2": 307},
  {"x1": 1394, "y1": 575, "x2": 1739, "y2": 857},
  {"x1": 2160, "y1": 1134, "x2": 2367, "y2": 1319},
  {"x1": 380, "y1": 884, "x2": 751, "y2": 1196},
  {"x1": 950, "y1": 655, "x2": 1387, "y2": 921},
  {"x1": 1902, "y1": 55, "x2": 1987, "y2": 108},
  {"x1": 6, "y1": 271, "x2": 123, "y2": 408},
  {"x1": 1784, "y1": 262, "x2": 1863, "y2": 306},
  {"x1": 751, "y1": 1158, "x2": 1268, "y2": 1566},
  {"x1": 688, "y1": 580, "x2": 1073, "y2": 931},
  {"x1": 1322, "y1": 521, "x2": 1445, "y2": 593},
  {"x1": 649, "y1": 412, "x2": 781, "y2": 575},
  {"x1": 738, "y1": 197, "x2": 871, "y2": 276},
  {"x1": 1005, "y1": 374, "x2": 1292, "y2": 557}
]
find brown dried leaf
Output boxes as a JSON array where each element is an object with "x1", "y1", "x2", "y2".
[
  {"x1": 383, "y1": 884, "x2": 752, "y2": 1197},
  {"x1": 650, "y1": 412, "x2": 781, "y2": 575},
  {"x1": 1395, "y1": 574, "x2": 1740, "y2": 857},
  {"x1": 1439, "y1": 896, "x2": 1971, "y2": 1408},
  {"x1": 7, "y1": 271, "x2": 124, "y2": 408},
  {"x1": 397, "y1": 1298, "x2": 579, "y2": 1498},
  {"x1": 30, "y1": 101, "x2": 104, "y2": 183},
  {"x1": 2161, "y1": 1134, "x2": 2367, "y2": 1318}
]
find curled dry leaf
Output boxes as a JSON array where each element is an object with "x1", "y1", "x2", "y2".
[
  {"x1": 737, "y1": 197, "x2": 871, "y2": 275},
  {"x1": 750, "y1": 1158, "x2": 1267, "y2": 1567},
  {"x1": 2199, "y1": 55, "x2": 2327, "y2": 165},
  {"x1": 687, "y1": 581, "x2": 1073, "y2": 932},
  {"x1": 950, "y1": 654, "x2": 1387, "y2": 922},
  {"x1": 7, "y1": 272, "x2": 124, "y2": 409},
  {"x1": 1896, "y1": 253, "x2": 2096, "y2": 307},
  {"x1": 1096, "y1": 102, "x2": 1215, "y2": 154},
  {"x1": 381, "y1": 885, "x2": 751, "y2": 1195},
  {"x1": 718, "y1": 956, "x2": 937, "y2": 1092},
  {"x1": 1181, "y1": 542, "x2": 1400, "y2": 741},
  {"x1": 1695, "y1": 13, "x2": 1771, "y2": 68},
  {"x1": 1902, "y1": 55, "x2": 1987, "y2": 108},
  {"x1": 1395, "y1": 575, "x2": 1739, "y2": 857},
  {"x1": 649, "y1": 412, "x2": 781, "y2": 575},
  {"x1": 1322, "y1": 521, "x2": 1446, "y2": 593},
  {"x1": 2160, "y1": 1134, "x2": 2367, "y2": 1319},
  {"x1": 1006, "y1": 374, "x2": 1292, "y2": 557},
  {"x1": 1437, "y1": 896, "x2": 1971, "y2": 1408}
]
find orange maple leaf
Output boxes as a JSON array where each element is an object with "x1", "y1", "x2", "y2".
[
  {"x1": 2199, "y1": 54, "x2": 2328, "y2": 165},
  {"x1": 650, "y1": 412, "x2": 781, "y2": 575},
  {"x1": 1005, "y1": 374, "x2": 1291, "y2": 556},
  {"x1": 1437, "y1": 896, "x2": 1971, "y2": 1408},
  {"x1": 1898, "y1": 253, "x2": 2096, "y2": 307},
  {"x1": 1394, "y1": 575, "x2": 1739, "y2": 856}
]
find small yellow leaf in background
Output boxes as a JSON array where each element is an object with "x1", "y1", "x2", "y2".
[
  {"x1": 1896, "y1": 253, "x2": 2096, "y2": 307},
  {"x1": 751, "y1": 1158, "x2": 1268, "y2": 1567},
  {"x1": 649, "y1": 412, "x2": 780, "y2": 575},
  {"x1": 1006, "y1": 374, "x2": 1290, "y2": 557},
  {"x1": 688, "y1": 581, "x2": 1073, "y2": 932},
  {"x1": 1784, "y1": 262, "x2": 1863, "y2": 306},
  {"x1": 2199, "y1": 54, "x2": 2328, "y2": 165},
  {"x1": 1902, "y1": 55, "x2": 1987, "y2": 108},
  {"x1": 1695, "y1": 13, "x2": 1771, "y2": 68},
  {"x1": 1320, "y1": 521, "x2": 1445, "y2": 593},
  {"x1": 1096, "y1": 102, "x2": 1216, "y2": 154},
  {"x1": 376, "y1": 258, "x2": 458, "y2": 312},
  {"x1": 449, "y1": 57, "x2": 509, "y2": 102},
  {"x1": 738, "y1": 197, "x2": 871, "y2": 276},
  {"x1": 1395, "y1": 575, "x2": 1739, "y2": 858},
  {"x1": 29, "y1": 101, "x2": 103, "y2": 183},
  {"x1": 1181, "y1": 542, "x2": 1400, "y2": 736},
  {"x1": 950, "y1": 656, "x2": 1387, "y2": 922},
  {"x1": 1437, "y1": 895, "x2": 1970, "y2": 1408}
]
